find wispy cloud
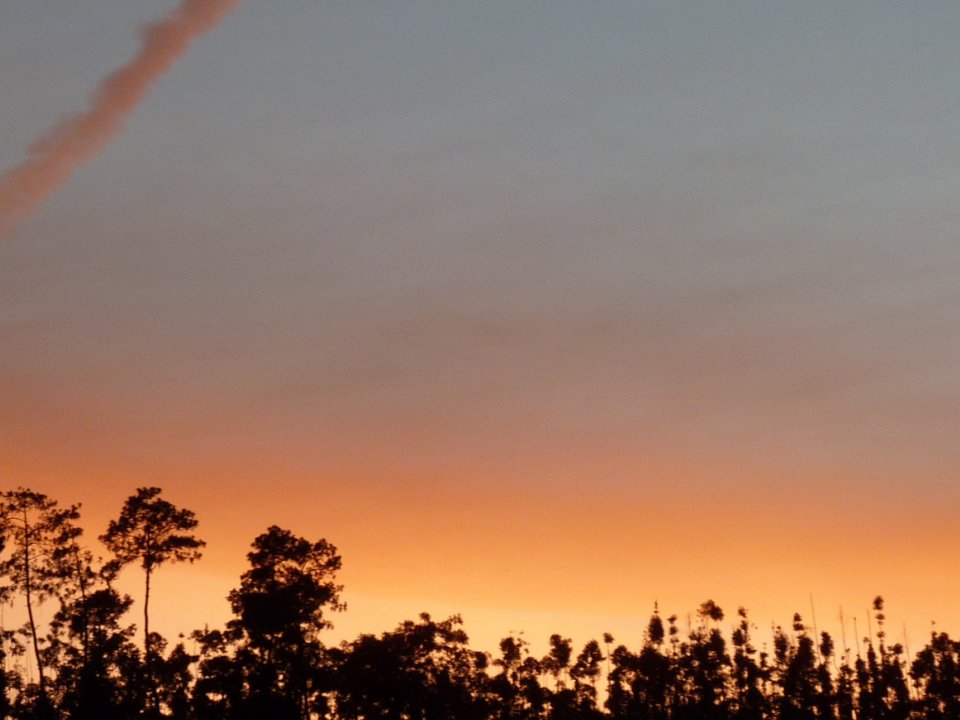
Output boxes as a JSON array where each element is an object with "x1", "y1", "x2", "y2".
[{"x1": 0, "y1": 0, "x2": 242, "y2": 238}]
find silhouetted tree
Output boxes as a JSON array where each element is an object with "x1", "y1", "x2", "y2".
[
  {"x1": 730, "y1": 607, "x2": 768, "y2": 720},
  {"x1": 774, "y1": 614, "x2": 822, "y2": 720},
  {"x1": 911, "y1": 630, "x2": 960, "y2": 719},
  {"x1": 150, "y1": 635, "x2": 197, "y2": 720},
  {"x1": 50, "y1": 588, "x2": 140, "y2": 720},
  {"x1": 569, "y1": 639, "x2": 604, "y2": 719},
  {"x1": 0, "y1": 488, "x2": 84, "y2": 719},
  {"x1": 191, "y1": 629, "x2": 245, "y2": 720},
  {"x1": 815, "y1": 631, "x2": 837, "y2": 720},
  {"x1": 864, "y1": 597, "x2": 910, "y2": 720},
  {"x1": 333, "y1": 613, "x2": 489, "y2": 720},
  {"x1": 541, "y1": 634, "x2": 577, "y2": 718},
  {"x1": 42, "y1": 509, "x2": 131, "y2": 720},
  {"x1": 0, "y1": 628, "x2": 10, "y2": 720},
  {"x1": 9, "y1": 484, "x2": 960, "y2": 720},
  {"x1": 490, "y1": 634, "x2": 546, "y2": 720},
  {"x1": 834, "y1": 652, "x2": 857, "y2": 720},
  {"x1": 100, "y1": 486, "x2": 205, "y2": 717},
  {"x1": 194, "y1": 525, "x2": 343, "y2": 720},
  {"x1": 606, "y1": 608, "x2": 674, "y2": 720},
  {"x1": 674, "y1": 600, "x2": 730, "y2": 720}
]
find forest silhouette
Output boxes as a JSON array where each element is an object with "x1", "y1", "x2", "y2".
[{"x1": 0, "y1": 486, "x2": 957, "y2": 720}]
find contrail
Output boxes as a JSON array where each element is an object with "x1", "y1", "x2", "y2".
[{"x1": 0, "y1": 0, "x2": 243, "y2": 238}]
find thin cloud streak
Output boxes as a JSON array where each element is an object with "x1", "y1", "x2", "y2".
[{"x1": 0, "y1": 0, "x2": 242, "y2": 238}]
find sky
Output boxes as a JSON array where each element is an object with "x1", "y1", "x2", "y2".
[{"x1": 2, "y1": 0, "x2": 960, "y2": 654}]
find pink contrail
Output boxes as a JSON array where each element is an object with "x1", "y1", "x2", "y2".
[{"x1": 0, "y1": 0, "x2": 243, "y2": 238}]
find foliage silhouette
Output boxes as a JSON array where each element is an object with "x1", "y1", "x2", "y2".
[
  {"x1": 193, "y1": 525, "x2": 343, "y2": 720},
  {"x1": 100, "y1": 486, "x2": 205, "y2": 717},
  {"x1": 2, "y1": 485, "x2": 960, "y2": 720},
  {"x1": 333, "y1": 613, "x2": 490, "y2": 720},
  {"x1": 0, "y1": 489, "x2": 84, "y2": 719}
]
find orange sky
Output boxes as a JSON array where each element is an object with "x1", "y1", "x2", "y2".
[{"x1": 3, "y1": 438, "x2": 957, "y2": 656}]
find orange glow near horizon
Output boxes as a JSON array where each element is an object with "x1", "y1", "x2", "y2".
[{"x1": 3, "y1": 439, "x2": 958, "y2": 657}]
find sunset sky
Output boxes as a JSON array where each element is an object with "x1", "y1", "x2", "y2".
[{"x1": 2, "y1": 0, "x2": 960, "y2": 654}]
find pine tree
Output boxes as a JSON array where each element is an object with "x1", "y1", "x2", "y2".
[{"x1": 101, "y1": 486, "x2": 204, "y2": 717}]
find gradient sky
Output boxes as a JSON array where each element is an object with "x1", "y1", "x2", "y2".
[{"x1": 2, "y1": 0, "x2": 960, "y2": 653}]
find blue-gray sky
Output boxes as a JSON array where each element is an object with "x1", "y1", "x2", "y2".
[{"x1": 2, "y1": 0, "x2": 960, "y2": 644}]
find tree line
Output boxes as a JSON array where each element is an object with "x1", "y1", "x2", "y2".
[{"x1": 1, "y1": 486, "x2": 958, "y2": 720}]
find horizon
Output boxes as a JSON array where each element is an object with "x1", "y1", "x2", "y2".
[{"x1": 0, "y1": 484, "x2": 950, "y2": 665}]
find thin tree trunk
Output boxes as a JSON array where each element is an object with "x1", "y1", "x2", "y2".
[
  {"x1": 144, "y1": 565, "x2": 150, "y2": 663},
  {"x1": 144, "y1": 564, "x2": 156, "y2": 716},
  {"x1": 22, "y1": 509, "x2": 48, "y2": 710},
  {"x1": 72, "y1": 544, "x2": 90, "y2": 667}
]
